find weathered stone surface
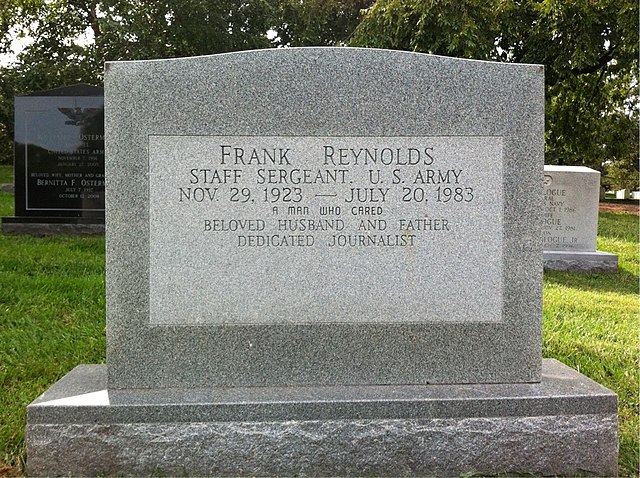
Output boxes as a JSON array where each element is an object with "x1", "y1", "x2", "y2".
[
  {"x1": 105, "y1": 48, "x2": 544, "y2": 388},
  {"x1": 544, "y1": 250, "x2": 619, "y2": 273},
  {"x1": 26, "y1": 360, "x2": 618, "y2": 477},
  {"x1": 27, "y1": 415, "x2": 618, "y2": 477},
  {"x1": 1, "y1": 220, "x2": 104, "y2": 236}
]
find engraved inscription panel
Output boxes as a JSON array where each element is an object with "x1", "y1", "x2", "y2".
[
  {"x1": 148, "y1": 136, "x2": 504, "y2": 325},
  {"x1": 14, "y1": 95, "x2": 105, "y2": 217},
  {"x1": 542, "y1": 168, "x2": 599, "y2": 252}
]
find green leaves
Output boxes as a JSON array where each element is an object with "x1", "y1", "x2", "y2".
[
  {"x1": 0, "y1": 0, "x2": 637, "y2": 175},
  {"x1": 351, "y1": 0, "x2": 499, "y2": 57},
  {"x1": 352, "y1": 0, "x2": 639, "y2": 176},
  {"x1": 96, "y1": 0, "x2": 274, "y2": 60},
  {"x1": 271, "y1": 0, "x2": 372, "y2": 47}
]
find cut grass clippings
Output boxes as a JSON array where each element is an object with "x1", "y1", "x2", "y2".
[{"x1": 0, "y1": 162, "x2": 638, "y2": 476}]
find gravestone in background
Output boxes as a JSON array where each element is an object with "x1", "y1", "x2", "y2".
[
  {"x1": 543, "y1": 165, "x2": 618, "y2": 272},
  {"x1": 0, "y1": 84, "x2": 105, "y2": 235},
  {"x1": 25, "y1": 49, "x2": 617, "y2": 477}
]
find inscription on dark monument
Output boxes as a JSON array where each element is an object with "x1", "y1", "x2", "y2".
[{"x1": 13, "y1": 84, "x2": 104, "y2": 218}]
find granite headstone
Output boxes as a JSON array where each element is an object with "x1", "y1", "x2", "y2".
[
  {"x1": 616, "y1": 189, "x2": 628, "y2": 199},
  {"x1": 25, "y1": 49, "x2": 618, "y2": 477},
  {"x1": 1, "y1": 84, "x2": 105, "y2": 235},
  {"x1": 543, "y1": 165, "x2": 618, "y2": 272}
]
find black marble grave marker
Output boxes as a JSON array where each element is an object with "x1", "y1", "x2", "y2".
[{"x1": 2, "y1": 84, "x2": 105, "y2": 234}]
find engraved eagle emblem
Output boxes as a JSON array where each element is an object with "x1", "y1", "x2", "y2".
[{"x1": 57, "y1": 107, "x2": 102, "y2": 126}]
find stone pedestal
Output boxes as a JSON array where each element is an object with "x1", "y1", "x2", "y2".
[
  {"x1": 544, "y1": 250, "x2": 618, "y2": 273},
  {"x1": 1, "y1": 217, "x2": 104, "y2": 235},
  {"x1": 27, "y1": 360, "x2": 617, "y2": 477}
]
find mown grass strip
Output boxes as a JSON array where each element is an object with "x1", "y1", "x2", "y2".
[{"x1": 543, "y1": 211, "x2": 639, "y2": 476}]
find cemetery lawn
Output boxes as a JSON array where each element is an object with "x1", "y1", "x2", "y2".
[
  {"x1": 0, "y1": 176, "x2": 638, "y2": 475},
  {"x1": 0, "y1": 165, "x2": 105, "y2": 476},
  {"x1": 544, "y1": 211, "x2": 639, "y2": 477}
]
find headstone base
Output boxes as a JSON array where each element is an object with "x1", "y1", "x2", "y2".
[
  {"x1": 1, "y1": 217, "x2": 104, "y2": 236},
  {"x1": 27, "y1": 359, "x2": 617, "y2": 477},
  {"x1": 544, "y1": 250, "x2": 618, "y2": 273}
]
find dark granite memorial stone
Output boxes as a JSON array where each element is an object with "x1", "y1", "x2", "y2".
[{"x1": 1, "y1": 84, "x2": 105, "y2": 235}]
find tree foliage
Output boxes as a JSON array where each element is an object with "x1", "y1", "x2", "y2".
[
  {"x1": 351, "y1": 0, "x2": 638, "y2": 189},
  {"x1": 271, "y1": 0, "x2": 373, "y2": 47},
  {"x1": 0, "y1": 69, "x2": 17, "y2": 165},
  {"x1": 97, "y1": 0, "x2": 275, "y2": 60},
  {"x1": 0, "y1": 0, "x2": 637, "y2": 193},
  {"x1": 350, "y1": 0, "x2": 500, "y2": 58},
  {"x1": 0, "y1": 0, "x2": 371, "y2": 163}
]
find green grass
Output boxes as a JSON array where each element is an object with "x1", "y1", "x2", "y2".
[
  {"x1": 543, "y1": 211, "x2": 639, "y2": 476},
  {"x1": 0, "y1": 236, "x2": 105, "y2": 473},
  {"x1": 0, "y1": 179, "x2": 105, "y2": 475},
  {"x1": 0, "y1": 174, "x2": 638, "y2": 476},
  {"x1": 0, "y1": 165, "x2": 14, "y2": 220},
  {"x1": 0, "y1": 164, "x2": 12, "y2": 185}
]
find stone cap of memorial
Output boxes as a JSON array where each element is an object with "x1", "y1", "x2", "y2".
[
  {"x1": 19, "y1": 83, "x2": 103, "y2": 97},
  {"x1": 544, "y1": 165, "x2": 599, "y2": 173}
]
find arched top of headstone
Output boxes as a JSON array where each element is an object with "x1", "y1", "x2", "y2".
[
  {"x1": 20, "y1": 83, "x2": 103, "y2": 97},
  {"x1": 105, "y1": 46, "x2": 545, "y2": 389}
]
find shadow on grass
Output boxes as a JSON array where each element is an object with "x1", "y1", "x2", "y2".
[{"x1": 544, "y1": 269, "x2": 640, "y2": 295}]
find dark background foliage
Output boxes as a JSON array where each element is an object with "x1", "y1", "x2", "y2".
[{"x1": 0, "y1": 0, "x2": 637, "y2": 190}]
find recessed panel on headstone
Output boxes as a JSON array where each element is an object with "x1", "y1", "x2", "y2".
[
  {"x1": 14, "y1": 85, "x2": 104, "y2": 218},
  {"x1": 542, "y1": 165, "x2": 600, "y2": 252},
  {"x1": 148, "y1": 135, "x2": 503, "y2": 326},
  {"x1": 105, "y1": 49, "x2": 544, "y2": 388}
]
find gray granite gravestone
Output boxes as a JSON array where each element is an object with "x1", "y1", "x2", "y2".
[
  {"x1": 1, "y1": 84, "x2": 105, "y2": 235},
  {"x1": 543, "y1": 165, "x2": 618, "y2": 272},
  {"x1": 26, "y1": 48, "x2": 618, "y2": 477}
]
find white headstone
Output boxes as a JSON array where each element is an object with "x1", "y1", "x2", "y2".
[
  {"x1": 543, "y1": 165, "x2": 600, "y2": 252},
  {"x1": 543, "y1": 165, "x2": 618, "y2": 272}
]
